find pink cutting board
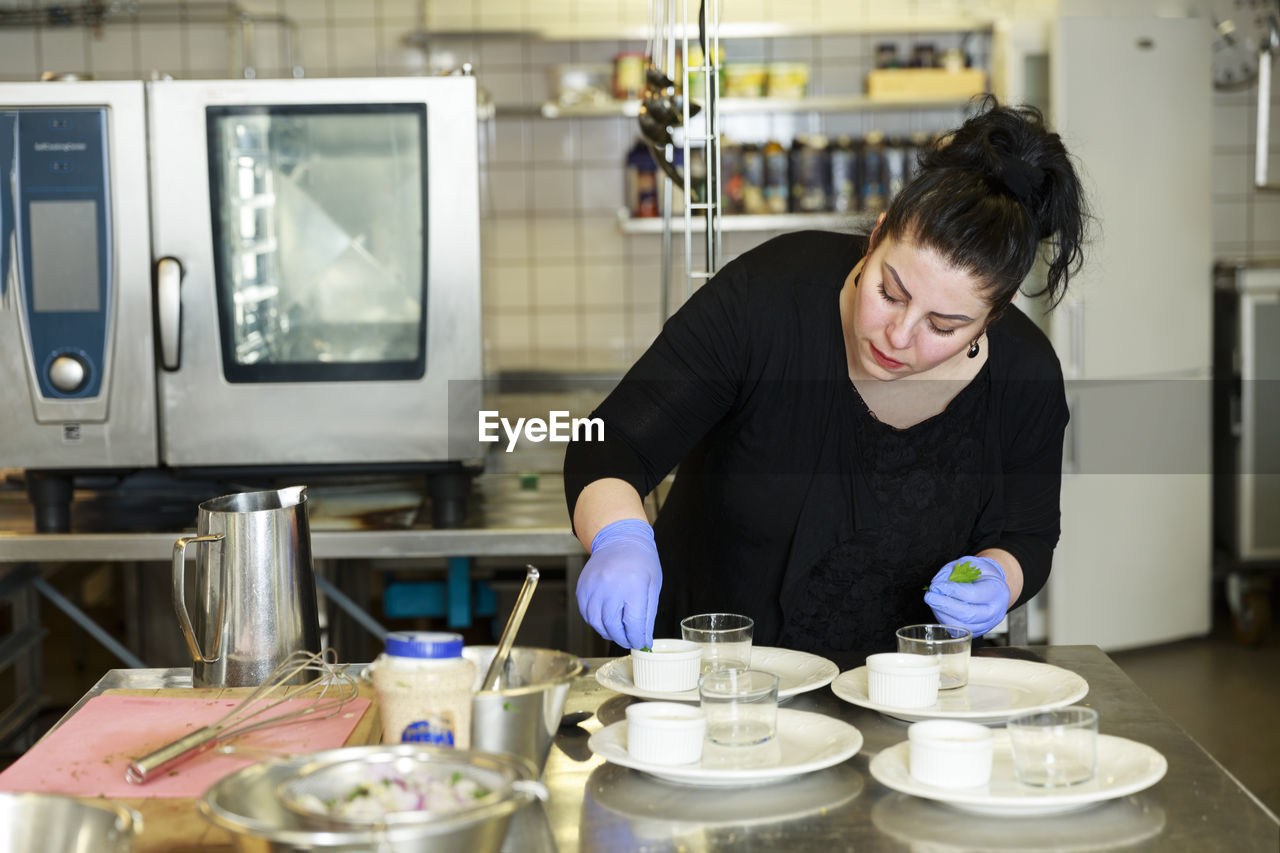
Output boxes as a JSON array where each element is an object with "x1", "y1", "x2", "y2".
[{"x1": 0, "y1": 693, "x2": 372, "y2": 799}]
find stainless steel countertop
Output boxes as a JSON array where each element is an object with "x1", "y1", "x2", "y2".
[
  {"x1": 66, "y1": 645, "x2": 1279, "y2": 852},
  {"x1": 0, "y1": 472, "x2": 583, "y2": 562}
]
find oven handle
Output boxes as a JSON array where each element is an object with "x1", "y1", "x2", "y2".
[{"x1": 155, "y1": 256, "x2": 183, "y2": 371}]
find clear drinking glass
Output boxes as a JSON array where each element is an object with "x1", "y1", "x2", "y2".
[
  {"x1": 1007, "y1": 706, "x2": 1099, "y2": 787},
  {"x1": 680, "y1": 613, "x2": 754, "y2": 673},
  {"x1": 698, "y1": 668, "x2": 779, "y2": 746},
  {"x1": 896, "y1": 624, "x2": 972, "y2": 689}
]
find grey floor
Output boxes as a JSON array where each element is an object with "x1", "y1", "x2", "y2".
[{"x1": 1109, "y1": 593, "x2": 1280, "y2": 817}]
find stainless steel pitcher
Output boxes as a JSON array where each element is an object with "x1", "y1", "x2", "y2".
[{"x1": 172, "y1": 485, "x2": 321, "y2": 687}]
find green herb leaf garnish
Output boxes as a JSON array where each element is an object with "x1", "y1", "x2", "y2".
[
  {"x1": 948, "y1": 561, "x2": 982, "y2": 583},
  {"x1": 639, "y1": 645, "x2": 652, "y2": 653}
]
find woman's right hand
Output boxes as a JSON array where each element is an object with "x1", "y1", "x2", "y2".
[{"x1": 575, "y1": 518, "x2": 663, "y2": 649}]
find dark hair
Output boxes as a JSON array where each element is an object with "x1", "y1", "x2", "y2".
[{"x1": 879, "y1": 95, "x2": 1088, "y2": 313}]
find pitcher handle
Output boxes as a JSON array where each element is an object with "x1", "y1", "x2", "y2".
[{"x1": 172, "y1": 533, "x2": 225, "y2": 664}]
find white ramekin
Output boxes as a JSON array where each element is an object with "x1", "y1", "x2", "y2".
[
  {"x1": 631, "y1": 639, "x2": 703, "y2": 692},
  {"x1": 867, "y1": 652, "x2": 941, "y2": 709},
  {"x1": 625, "y1": 701, "x2": 706, "y2": 765},
  {"x1": 907, "y1": 719, "x2": 995, "y2": 788}
]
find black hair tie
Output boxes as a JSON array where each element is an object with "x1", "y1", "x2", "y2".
[{"x1": 998, "y1": 157, "x2": 1046, "y2": 205}]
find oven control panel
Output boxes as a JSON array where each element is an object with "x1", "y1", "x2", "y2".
[{"x1": 13, "y1": 108, "x2": 111, "y2": 399}]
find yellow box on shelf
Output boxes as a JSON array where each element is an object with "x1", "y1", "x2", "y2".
[{"x1": 865, "y1": 68, "x2": 987, "y2": 100}]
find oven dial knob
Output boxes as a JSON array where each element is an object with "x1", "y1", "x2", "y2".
[{"x1": 49, "y1": 354, "x2": 88, "y2": 393}]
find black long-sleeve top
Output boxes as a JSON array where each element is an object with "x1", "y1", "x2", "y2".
[{"x1": 564, "y1": 231, "x2": 1069, "y2": 663}]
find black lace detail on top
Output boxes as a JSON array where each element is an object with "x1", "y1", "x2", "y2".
[{"x1": 780, "y1": 370, "x2": 990, "y2": 664}]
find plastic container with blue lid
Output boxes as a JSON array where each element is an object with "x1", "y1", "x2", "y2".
[{"x1": 370, "y1": 631, "x2": 476, "y2": 748}]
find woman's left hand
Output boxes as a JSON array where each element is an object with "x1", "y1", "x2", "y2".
[{"x1": 924, "y1": 556, "x2": 1011, "y2": 637}]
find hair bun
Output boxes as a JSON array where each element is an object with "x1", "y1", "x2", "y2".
[{"x1": 997, "y1": 156, "x2": 1046, "y2": 205}]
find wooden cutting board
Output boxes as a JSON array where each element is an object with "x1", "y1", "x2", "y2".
[{"x1": 103, "y1": 683, "x2": 381, "y2": 853}]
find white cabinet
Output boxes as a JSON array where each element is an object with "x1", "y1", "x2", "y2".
[
  {"x1": 1050, "y1": 17, "x2": 1212, "y2": 380},
  {"x1": 1039, "y1": 16, "x2": 1213, "y2": 650}
]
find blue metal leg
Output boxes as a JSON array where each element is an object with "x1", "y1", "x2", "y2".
[
  {"x1": 448, "y1": 557, "x2": 471, "y2": 629},
  {"x1": 315, "y1": 573, "x2": 388, "y2": 641},
  {"x1": 32, "y1": 576, "x2": 146, "y2": 669}
]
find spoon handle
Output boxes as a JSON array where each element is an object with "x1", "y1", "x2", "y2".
[{"x1": 483, "y1": 565, "x2": 540, "y2": 691}]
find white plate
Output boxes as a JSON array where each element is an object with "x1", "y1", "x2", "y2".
[
  {"x1": 870, "y1": 794, "x2": 1167, "y2": 851},
  {"x1": 869, "y1": 732, "x2": 1168, "y2": 816},
  {"x1": 594, "y1": 646, "x2": 839, "y2": 701},
  {"x1": 588, "y1": 708, "x2": 863, "y2": 787},
  {"x1": 589, "y1": 761, "x2": 865, "y2": 830},
  {"x1": 831, "y1": 658, "x2": 1089, "y2": 723}
]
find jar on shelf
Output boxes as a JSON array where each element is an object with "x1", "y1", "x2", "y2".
[
  {"x1": 625, "y1": 140, "x2": 659, "y2": 218},
  {"x1": 370, "y1": 631, "x2": 477, "y2": 748},
  {"x1": 766, "y1": 62, "x2": 810, "y2": 99},
  {"x1": 684, "y1": 44, "x2": 726, "y2": 101},
  {"x1": 875, "y1": 42, "x2": 901, "y2": 69},
  {"x1": 614, "y1": 51, "x2": 646, "y2": 100},
  {"x1": 724, "y1": 63, "x2": 767, "y2": 97},
  {"x1": 911, "y1": 43, "x2": 938, "y2": 69}
]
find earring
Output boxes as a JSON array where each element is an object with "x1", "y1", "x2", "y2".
[{"x1": 967, "y1": 340, "x2": 980, "y2": 359}]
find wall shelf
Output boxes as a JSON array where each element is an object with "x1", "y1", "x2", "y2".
[
  {"x1": 537, "y1": 18, "x2": 997, "y2": 42},
  {"x1": 617, "y1": 209, "x2": 871, "y2": 234},
  {"x1": 540, "y1": 92, "x2": 978, "y2": 119}
]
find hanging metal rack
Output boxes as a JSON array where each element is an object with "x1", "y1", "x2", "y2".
[
  {"x1": 679, "y1": 0, "x2": 723, "y2": 305},
  {"x1": 645, "y1": 0, "x2": 723, "y2": 319}
]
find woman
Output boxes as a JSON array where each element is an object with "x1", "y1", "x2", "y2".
[{"x1": 564, "y1": 97, "x2": 1087, "y2": 667}]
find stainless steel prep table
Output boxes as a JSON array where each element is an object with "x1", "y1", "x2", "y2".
[
  {"x1": 0, "y1": 473, "x2": 595, "y2": 656},
  {"x1": 57, "y1": 645, "x2": 1280, "y2": 851}
]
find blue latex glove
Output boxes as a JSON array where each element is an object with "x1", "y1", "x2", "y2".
[
  {"x1": 576, "y1": 518, "x2": 662, "y2": 650},
  {"x1": 924, "y1": 556, "x2": 1011, "y2": 637}
]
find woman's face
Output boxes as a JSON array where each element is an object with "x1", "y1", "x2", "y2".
[{"x1": 849, "y1": 229, "x2": 993, "y2": 380}]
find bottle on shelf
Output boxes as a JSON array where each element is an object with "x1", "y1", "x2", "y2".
[
  {"x1": 830, "y1": 135, "x2": 857, "y2": 214},
  {"x1": 790, "y1": 134, "x2": 830, "y2": 214},
  {"x1": 740, "y1": 142, "x2": 768, "y2": 215},
  {"x1": 904, "y1": 131, "x2": 931, "y2": 184},
  {"x1": 721, "y1": 139, "x2": 745, "y2": 215},
  {"x1": 859, "y1": 130, "x2": 888, "y2": 215},
  {"x1": 763, "y1": 139, "x2": 789, "y2": 214},
  {"x1": 885, "y1": 138, "x2": 907, "y2": 201},
  {"x1": 689, "y1": 146, "x2": 708, "y2": 206},
  {"x1": 625, "y1": 139, "x2": 659, "y2": 218}
]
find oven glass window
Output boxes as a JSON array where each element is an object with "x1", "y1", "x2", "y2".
[{"x1": 207, "y1": 104, "x2": 427, "y2": 382}]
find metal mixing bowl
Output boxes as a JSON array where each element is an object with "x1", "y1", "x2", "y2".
[
  {"x1": 463, "y1": 646, "x2": 585, "y2": 774},
  {"x1": 0, "y1": 793, "x2": 140, "y2": 853},
  {"x1": 200, "y1": 745, "x2": 540, "y2": 852}
]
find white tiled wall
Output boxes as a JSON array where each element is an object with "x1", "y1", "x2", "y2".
[{"x1": 0, "y1": 0, "x2": 1264, "y2": 370}]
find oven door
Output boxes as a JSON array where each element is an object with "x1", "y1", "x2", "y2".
[{"x1": 147, "y1": 77, "x2": 481, "y2": 468}]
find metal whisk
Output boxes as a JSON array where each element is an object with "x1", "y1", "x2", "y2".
[{"x1": 126, "y1": 648, "x2": 359, "y2": 784}]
